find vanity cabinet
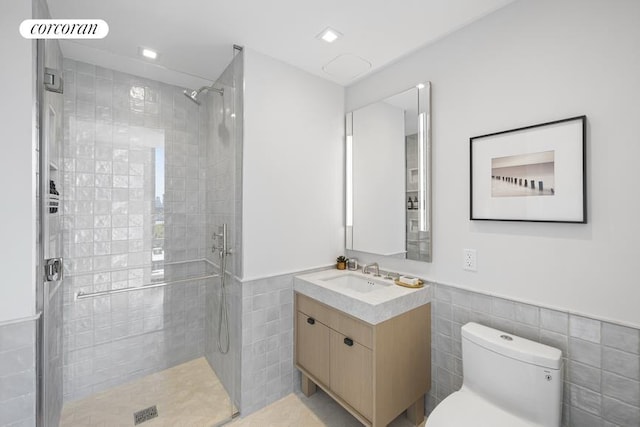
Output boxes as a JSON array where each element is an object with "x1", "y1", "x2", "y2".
[
  {"x1": 296, "y1": 312, "x2": 330, "y2": 386},
  {"x1": 295, "y1": 292, "x2": 431, "y2": 427}
]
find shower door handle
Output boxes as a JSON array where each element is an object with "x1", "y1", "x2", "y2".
[
  {"x1": 44, "y1": 257, "x2": 63, "y2": 282},
  {"x1": 44, "y1": 68, "x2": 64, "y2": 94}
]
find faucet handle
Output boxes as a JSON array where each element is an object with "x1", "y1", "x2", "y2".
[{"x1": 384, "y1": 271, "x2": 400, "y2": 280}]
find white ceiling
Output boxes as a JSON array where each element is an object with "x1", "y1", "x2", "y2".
[{"x1": 47, "y1": 0, "x2": 514, "y2": 88}]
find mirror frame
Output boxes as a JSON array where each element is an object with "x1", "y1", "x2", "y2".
[{"x1": 345, "y1": 81, "x2": 432, "y2": 262}]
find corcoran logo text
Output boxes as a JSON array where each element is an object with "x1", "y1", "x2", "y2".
[{"x1": 20, "y1": 19, "x2": 109, "y2": 39}]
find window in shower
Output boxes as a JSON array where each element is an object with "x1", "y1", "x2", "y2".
[{"x1": 152, "y1": 146, "x2": 165, "y2": 281}]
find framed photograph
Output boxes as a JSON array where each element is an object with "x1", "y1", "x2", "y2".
[{"x1": 470, "y1": 116, "x2": 586, "y2": 223}]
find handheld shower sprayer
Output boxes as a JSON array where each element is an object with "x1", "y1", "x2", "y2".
[{"x1": 212, "y1": 223, "x2": 232, "y2": 354}]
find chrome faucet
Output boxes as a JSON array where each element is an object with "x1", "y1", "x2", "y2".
[{"x1": 362, "y1": 262, "x2": 380, "y2": 277}]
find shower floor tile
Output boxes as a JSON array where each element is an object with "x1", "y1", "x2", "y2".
[
  {"x1": 61, "y1": 357, "x2": 234, "y2": 427},
  {"x1": 229, "y1": 390, "x2": 426, "y2": 427}
]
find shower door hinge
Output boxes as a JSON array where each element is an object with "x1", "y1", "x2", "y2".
[
  {"x1": 44, "y1": 258, "x2": 63, "y2": 282},
  {"x1": 44, "y1": 68, "x2": 64, "y2": 94}
]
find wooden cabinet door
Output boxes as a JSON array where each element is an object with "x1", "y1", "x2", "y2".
[
  {"x1": 330, "y1": 330, "x2": 373, "y2": 420},
  {"x1": 296, "y1": 312, "x2": 330, "y2": 386}
]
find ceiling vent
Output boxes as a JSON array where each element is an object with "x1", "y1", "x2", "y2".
[{"x1": 322, "y1": 54, "x2": 372, "y2": 82}]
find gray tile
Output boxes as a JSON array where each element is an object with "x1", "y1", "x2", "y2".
[
  {"x1": 569, "y1": 361, "x2": 601, "y2": 393},
  {"x1": 570, "y1": 315, "x2": 601, "y2": 344},
  {"x1": 570, "y1": 406, "x2": 603, "y2": 427},
  {"x1": 434, "y1": 285, "x2": 452, "y2": 303},
  {"x1": 454, "y1": 357, "x2": 463, "y2": 376},
  {"x1": 451, "y1": 305, "x2": 470, "y2": 324},
  {"x1": 451, "y1": 322, "x2": 462, "y2": 343},
  {"x1": 5, "y1": 417, "x2": 36, "y2": 427},
  {"x1": 434, "y1": 332, "x2": 453, "y2": 354},
  {"x1": 602, "y1": 396, "x2": 640, "y2": 427},
  {"x1": 435, "y1": 316, "x2": 452, "y2": 337},
  {"x1": 490, "y1": 316, "x2": 515, "y2": 334},
  {"x1": 602, "y1": 372, "x2": 640, "y2": 407},
  {"x1": 467, "y1": 310, "x2": 492, "y2": 327},
  {"x1": 0, "y1": 347, "x2": 34, "y2": 377},
  {"x1": 0, "y1": 370, "x2": 36, "y2": 402},
  {"x1": 569, "y1": 384, "x2": 602, "y2": 416},
  {"x1": 433, "y1": 349, "x2": 455, "y2": 372},
  {"x1": 491, "y1": 297, "x2": 515, "y2": 320},
  {"x1": 562, "y1": 403, "x2": 570, "y2": 427},
  {"x1": 602, "y1": 322, "x2": 640, "y2": 355},
  {"x1": 452, "y1": 339, "x2": 462, "y2": 358},
  {"x1": 540, "y1": 329, "x2": 569, "y2": 355},
  {"x1": 541, "y1": 308, "x2": 569, "y2": 334},
  {"x1": 570, "y1": 338, "x2": 602, "y2": 368},
  {"x1": 434, "y1": 300, "x2": 452, "y2": 321},
  {"x1": 449, "y1": 288, "x2": 472, "y2": 308},
  {"x1": 602, "y1": 347, "x2": 640, "y2": 380},
  {"x1": 0, "y1": 394, "x2": 36, "y2": 425},
  {"x1": 514, "y1": 302, "x2": 539, "y2": 326},
  {"x1": 513, "y1": 323, "x2": 540, "y2": 342},
  {"x1": 0, "y1": 321, "x2": 35, "y2": 352},
  {"x1": 470, "y1": 293, "x2": 492, "y2": 313}
]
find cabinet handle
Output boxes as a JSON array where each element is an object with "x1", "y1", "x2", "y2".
[
  {"x1": 306, "y1": 317, "x2": 315, "y2": 325},
  {"x1": 343, "y1": 337, "x2": 354, "y2": 347}
]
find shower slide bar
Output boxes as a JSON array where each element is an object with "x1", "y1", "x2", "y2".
[{"x1": 74, "y1": 273, "x2": 220, "y2": 301}]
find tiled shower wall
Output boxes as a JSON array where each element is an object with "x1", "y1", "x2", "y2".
[
  {"x1": 0, "y1": 319, "x2": 37, "y2": 427},
  {"x1": 428, "y1": 282, "x2": 640, "y2": 427},
  {"x1": 61, "y1": 59, "x2": 209, "y2": 401}
]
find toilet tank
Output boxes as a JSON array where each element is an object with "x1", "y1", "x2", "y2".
[{"x1": 461, "y1": 323, "x2": 563, "y2": 427}]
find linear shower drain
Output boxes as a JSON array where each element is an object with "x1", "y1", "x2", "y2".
[{"x1": 134, "y1": 405, "x2": 158, "y2": 425}]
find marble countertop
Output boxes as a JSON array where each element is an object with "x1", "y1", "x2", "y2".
[{"x1": 294, "y1": 269, "x2": 431, "y2": 325}]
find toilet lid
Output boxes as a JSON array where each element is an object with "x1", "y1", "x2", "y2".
[{"x1": 426, "y1": 389, "x2": 539, "y2": 427}]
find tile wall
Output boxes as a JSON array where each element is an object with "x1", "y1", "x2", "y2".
[
  {"x1": 240, "y1": 273, "x2": 297, "y2": 415},
  {"x1": 61, "y1": 59, "x2": 209, "y2": 401},
  {"x1": 428, "y1": 282, "x2": 640, "y2": 427},
  {"x1": 0, "y1": 319, "x2": 37, "y2": 427}
]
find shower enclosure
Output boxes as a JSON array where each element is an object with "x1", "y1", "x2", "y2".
[{"x1": 37, "y1": 30, "x2": 243, "y2": 425}]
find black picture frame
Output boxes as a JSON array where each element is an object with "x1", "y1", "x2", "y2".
[{"x1": 470, "y1": 116, "x2": 586, "y2": 223}]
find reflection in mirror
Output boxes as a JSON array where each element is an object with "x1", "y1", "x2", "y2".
[{"x1": 346, "y1": 82, "x2": 431, "y2": 262}]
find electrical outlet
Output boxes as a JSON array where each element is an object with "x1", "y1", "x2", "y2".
[{"x1": 463, "y1": 249, "x2": 477, "y2": 272}]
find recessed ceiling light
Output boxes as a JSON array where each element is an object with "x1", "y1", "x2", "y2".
[
  {"x1": 317, "y1": 27, "x2": 342, "y2": 43},
  {"x1": 140, "y1": 47, "x2": 158, "y2": 60}
]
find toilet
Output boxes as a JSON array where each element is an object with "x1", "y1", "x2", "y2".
[{"x1": 426, "y1": 322, "x2": 563, "y2": 427}]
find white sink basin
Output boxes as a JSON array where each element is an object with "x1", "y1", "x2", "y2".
[
  {"x1": 294, "y1": 269, "x2": 431, "y2": 324},
  {"x1": 319, "y1": 273, "x2": 391, "y2": 294}
]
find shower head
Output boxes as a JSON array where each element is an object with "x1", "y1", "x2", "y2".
[
  {"x1": 183, "y1": 85, "x2": 224, "y2": 105},
  {"x1": 183, "y1": 89, "x2": 201, "y2": 105}
]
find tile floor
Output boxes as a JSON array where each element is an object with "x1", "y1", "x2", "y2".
[
  {"x1": 230, "y1": 390, "x2": 427, "y2": 427},
  {"x1": 60, "y1": 358, "x2": 234, "y2": 427},
  {"x1": 60, "y1": 356, "x2": 426, "y2": 427}
]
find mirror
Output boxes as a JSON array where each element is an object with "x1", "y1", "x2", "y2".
[{"x1": 346, "y1": 82, "x2": 432, "y2": 262}]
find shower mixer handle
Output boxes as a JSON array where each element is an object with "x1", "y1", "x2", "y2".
[{"x1": 212, "y1": 224, "x2": 232, "y2": 257}]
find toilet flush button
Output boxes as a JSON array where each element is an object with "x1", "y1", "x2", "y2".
[{"x1": 500, "y1": 334, "x2": 513, "y2": 341}]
